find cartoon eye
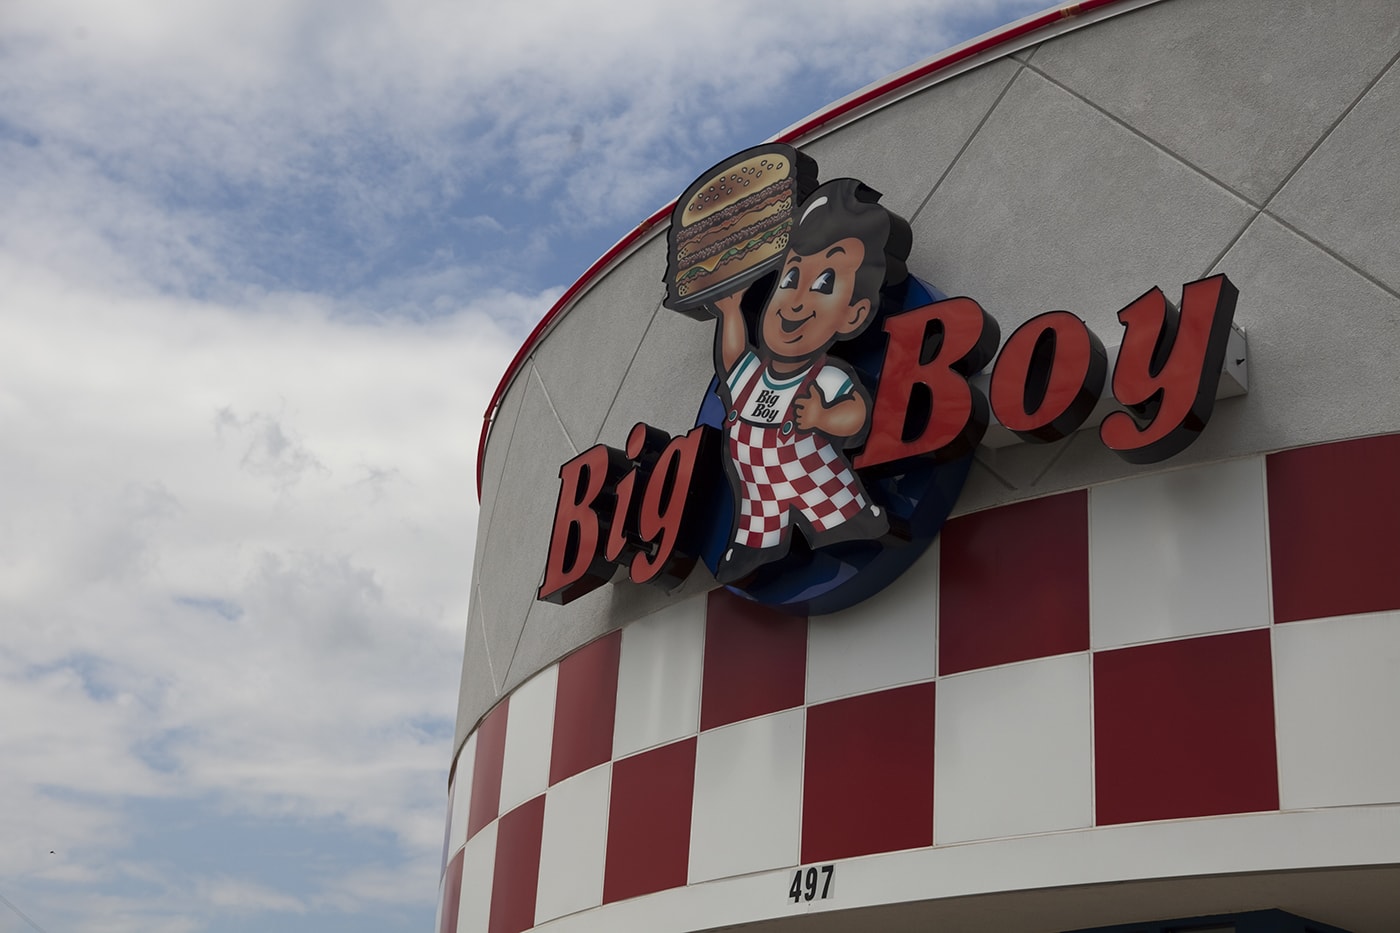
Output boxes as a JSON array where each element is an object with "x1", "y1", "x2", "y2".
[
  {"x1": 779, "y1": 267, "x2": 799, "y2": 289},
  {"x1": 811, "y1": 269, "x2": 836, "y2": 294}
]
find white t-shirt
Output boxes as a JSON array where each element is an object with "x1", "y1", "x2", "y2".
[{"x1": 726, "y1": 350, "x2": 852, "y2": 428}]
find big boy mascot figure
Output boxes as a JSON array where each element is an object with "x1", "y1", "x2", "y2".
[{"x1": 664, "y1": 147, "x2": 911, "y2": 584}]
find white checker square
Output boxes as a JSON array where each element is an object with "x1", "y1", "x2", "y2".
[
  {"x1": 934, "y1": 652, "x2": 1092, "y2": 844},
  {"x1": 1275, "y1": 611, "x2": 1400, "y2": 809},
  {"x1": 689, "y1": 709, "x2": 804, "y2": 884},
  {"x1": 613, "y1": 595, "x2": 706, "y2": 758},
  {"x1": 807, "y1": 541, "x2": 938, "y2": 704},
  {"x1": 456, "y1": 819, "x2": 497, "y2": 933},
  {"x1": 498, "y1": 665, "x2": 558, "y2": 815},
  {"x1": 446, "y1": 731, "x2": 478, "y2": 858},
  {"x1": 809, "y1": 464, "x2": 836, "y2": 486},
  {"x1": 535, "y1": 763, "x2": 611, "y2": 923},
  {"x1": 1089, "y1": 456, "x2": 1270, "y2": 650}
]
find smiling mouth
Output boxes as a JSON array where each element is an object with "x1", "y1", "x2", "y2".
[{"x1": 780, "y1": 314, "x2": 810, "y2": 334}]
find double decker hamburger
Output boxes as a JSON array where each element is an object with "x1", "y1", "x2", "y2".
[{"x1": 664, "y1": 144, "x2": 819, "y2": 316}]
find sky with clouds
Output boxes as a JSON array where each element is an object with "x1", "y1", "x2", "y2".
[{"x1": 1, "y1": 1, "x2": 1045, "y2": 930}]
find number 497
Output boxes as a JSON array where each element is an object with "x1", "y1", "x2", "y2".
[{"x1": 788, "y1": 864, "x2": 834, "y2": 903}]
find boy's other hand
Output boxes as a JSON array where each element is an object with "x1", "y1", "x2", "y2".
[{"x1": 793, "y1": 386, "x2": 828, "y2": 432}]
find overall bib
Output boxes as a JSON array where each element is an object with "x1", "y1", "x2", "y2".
[{"x1": 725, "y1": 354, "x2": 869, "y2": 550}]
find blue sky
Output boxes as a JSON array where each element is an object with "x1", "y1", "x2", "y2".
[{"x1": 0, "y1": 1, "x2": 1044, "y2": 930}]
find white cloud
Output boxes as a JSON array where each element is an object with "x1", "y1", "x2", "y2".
[
  {"x1": 197, "y1": 877, "x2": 307, "y2": 914},
  {"x1": 2, "y1": 0, "x2": 1045, "y2": 300},
  {"x1": 215, "y1": 407, "x2": 329, "y2": 490},
  {"x1": 0, "y1": 253, "x2": 539, "y2": 930}
]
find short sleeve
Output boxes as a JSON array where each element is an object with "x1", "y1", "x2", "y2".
[
  {"x1": 726, "y1": 349, "x2": 760, "y2": 397},
  {"x1": 814, "y1": 364, "x2": 854, "y2": 404}
]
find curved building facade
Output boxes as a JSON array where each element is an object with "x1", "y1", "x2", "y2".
[{"x1": 438, "y1": 1, "x2": 1400, "y2": 930}]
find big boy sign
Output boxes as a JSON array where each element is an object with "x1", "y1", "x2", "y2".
[{"x1": 538, "y1": 145, "x2": 1240, "y2": 614}]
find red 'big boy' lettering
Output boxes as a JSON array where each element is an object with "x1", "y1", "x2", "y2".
[
  {"x1": 602, "y1": 422, "x2": 671, "y2": 565},
  {"x1": 539, "y1": 424, "x2": 718, "y2": 605},
  {"x1": 1099, "y1": 274, "x2": 1239, "y2": 464},
  {"x1": 539, "y1": 444, "x2": 626, "y2": 604},
  {"x1": 630, "y1": 425, "x2": 713, "y2": 589},
  {"x1": 539, "y1": 270, "x2": 1244, "y2": 607},
  {"x1": 990, "y1": 310, "x2": 1108, "y2": 444},
  {"x1": 856, "y1": 297, "x2": 1000, "y2": 469}
]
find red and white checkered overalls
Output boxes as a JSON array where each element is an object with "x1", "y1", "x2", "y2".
[{"x1": 726, "y1": 355, "x2": 869, "y2": 550}]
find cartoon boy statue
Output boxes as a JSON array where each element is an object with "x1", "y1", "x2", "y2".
[{"x1": 701, "y1": 177, "x2": 910, "y2": 583}]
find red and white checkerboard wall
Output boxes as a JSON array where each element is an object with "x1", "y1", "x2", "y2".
[{"x1": 437, "y1": 434, "x2": 1400, "y2": 933}]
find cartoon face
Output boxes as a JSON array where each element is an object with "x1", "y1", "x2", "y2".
[{"x1": 760, "y1": 237, "x2": 873, "y2": 366}]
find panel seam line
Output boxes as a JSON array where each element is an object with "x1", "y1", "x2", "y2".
[
  {"x1": 909, "y1": 60, "x2": 1027, "y2": 228},
  {"x1": 1021, "y1": 59, "x2": 1261, "y2": 210}
]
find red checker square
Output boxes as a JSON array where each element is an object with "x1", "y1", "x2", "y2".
[
  {"x1": 603, "y1": 738, "x2": 696, "y2": 904},
  {"x1": 489, "y1": 795, "x2": 546, "y2": 933},
  {"x1": 939, "y1": 490, "x2": 1090, "y2": 675},
  {"x1": 438, "y1": 848, "x2": 464, "y2": 933},
  {"x1": 468, "y1": 699, "x2": 510, "y2": 840},
  {"x1": 550, "y1": 631, "x2": 621, "y2": 786},
  {"x1": 1094, "y1": 628, "x2": 1278, "y2": 825},
  {"x1": 701, "y1": 588, "x2": 807, "y2": 731},
  {"x1": 1268, "y1": 434, "x2": 1400, "y2": 624},
  {"x1": 802, "y1": 682, "x2": 936, "y2": 863}
]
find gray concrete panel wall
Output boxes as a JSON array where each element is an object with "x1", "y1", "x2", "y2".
[
  {"x1": 456, "y1": 0, "x2": 1400, "y2": 749},
  {"x1": 909, "y1": 64, "x2": 1254, "y2": 342},
  {"x1": 530, "y1": 237, "x2": 670, "y2": 452},
  {"x1": 799, "y1": 58, "x2": 1021, "y2": 224},
  {"x1": 1029, "y1": 0, "x2": 1400, "y2": 204}
]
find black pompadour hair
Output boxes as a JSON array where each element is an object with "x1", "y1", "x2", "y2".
[{"x1": 789, "y1": 178, "x2": 912, "y2": 309}]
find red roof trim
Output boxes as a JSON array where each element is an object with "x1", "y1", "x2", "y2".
[{"x1": 477, "y1": 0, "x2": 1131, "y2": 496}]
